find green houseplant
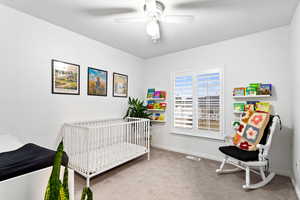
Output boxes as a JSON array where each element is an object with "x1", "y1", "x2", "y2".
[
  {"x1": 124, "y1": 97, "x2": 152, "y2": 145},
  {"x1": 124, "y1": 97, "x2": 151, "y2": 119},
  {"x1": 44, "y1": 142, "x2": 93, "y2": 200}
]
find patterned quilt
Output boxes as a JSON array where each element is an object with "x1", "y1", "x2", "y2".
[{"x1": 233, "y1": 111, "x2": 270, "y2": 151}]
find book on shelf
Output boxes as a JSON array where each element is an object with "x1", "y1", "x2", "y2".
[
  {"x1": 146, "y1": 88, "x2": 167, "y2": 99},
  {"x1": 150, "y1": 113, "x2": 165, "y2": 121},
  {"x1": 147, "y1": 88, "x2": 155, "y2": 98},
  {"x1": 147, "y1": 102, "x2": 167, "y2": 110},
  {"x1": 233, "y1": 83, "x2": 272, "y2": 97}
]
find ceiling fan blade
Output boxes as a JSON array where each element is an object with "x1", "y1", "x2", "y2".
[
  {"x1": 174, "y1": 0, "x2": 240, "y2": 10},
  {"x1": 114, "y1": 17, "x2": 147, "y2": 23},
  {"x1": 162, "y1": 15, "x2": 195, "y2": 23},
  {"x1": 81, "y1": 7, "x2": 137, "y2": 17},
  {"x1": 175, "y1": 0, "x2": 209, "y2": 9}
]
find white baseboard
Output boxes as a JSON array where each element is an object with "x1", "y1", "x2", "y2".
[
  {"x1": 291, "y1": 178, "x2": 300, "y2": 200},
  {"x1": 271, "y1": 168, "x2": 292, "y2": 177},
  {"x1": 151, "y1": 144, "x2": 291, "y2": 177},
  {"x1": 152, "y1": 144, "x2": 223, "y2": 162}
]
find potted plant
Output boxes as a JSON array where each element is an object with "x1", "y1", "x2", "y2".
[
  {"x1": 124, "y1": 97, "x2": 152, "y2": 145},
  {"x1": 124, "y1": 97, "x2": 151, "y2": 119},
  {"x1": 44, "y1": 142, "x2": 93, "y2": 200}
]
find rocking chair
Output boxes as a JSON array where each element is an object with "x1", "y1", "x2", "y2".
[{"x1": 216, "y1": 115, "x2": 282, "y2": 189}]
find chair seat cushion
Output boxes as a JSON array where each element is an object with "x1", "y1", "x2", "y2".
[{"x1": 219, "y1": 146, "x2": 259, "y2": 161}]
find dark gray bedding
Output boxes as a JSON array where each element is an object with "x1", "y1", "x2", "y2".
[{"x1": 0, "y1": 143, "x2": 68, "y2": 181}]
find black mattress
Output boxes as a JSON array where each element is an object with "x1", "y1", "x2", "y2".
[{"x1": 0, "y1": 143, "x2": 68, "y2": 182}]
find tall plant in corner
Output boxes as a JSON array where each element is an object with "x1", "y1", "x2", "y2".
[
  {"x1": 44, "y1": 141, "x2": 93, "y2": 200},
  {"x1": 124, "y1": 97, "x2": 151, "y2": 119}
]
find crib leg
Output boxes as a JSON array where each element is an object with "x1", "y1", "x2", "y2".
[
  {"x1": 68, "y1": 169, "x2": 75, "y2": 200},
  {"x1": 148, "y1": 150, "x2": 150, "y2": 161},
  {"x1": 86, "y1": 177, "x2": 90, "y2": 188}
]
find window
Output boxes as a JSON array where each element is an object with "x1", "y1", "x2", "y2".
[
  {"x1": 174, "y1": 75, "x2": 193, "y2": 128},
  {"x1": 173, "y1": 69, "x2": 223, "y2": 139},
  {"x1": 197, "y1": 73, "x2": 221, "y2": 131}
]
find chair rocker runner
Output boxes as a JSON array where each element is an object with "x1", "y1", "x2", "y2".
[{"x1": 216, "y1": 115, "x2": 282, "y2": 189}]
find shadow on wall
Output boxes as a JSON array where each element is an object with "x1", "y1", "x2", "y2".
[
  {"x1": 267, "y1": 86, "x2": 292, "y2": 176},
  {"x1": 269, "y1": 85, "x2": 277, "y2": 101},
  {"x1": 269, "y1": 126, "x2": 293, "y2": 176}
]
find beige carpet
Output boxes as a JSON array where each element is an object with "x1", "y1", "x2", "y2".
[{"x1": 75, "y1": 148, "x2": 297, "y2": 200}]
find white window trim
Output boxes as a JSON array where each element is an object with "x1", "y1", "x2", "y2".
[{"x1": 171, "y1": 68, "x2": 225, "y2": 141}]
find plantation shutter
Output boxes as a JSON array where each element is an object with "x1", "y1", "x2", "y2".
[
  {"x1": 174, "y1": 75, "x2": 193, "y2": 128},
  {"x1": 197, "y1": 72, "x2": 221, "y2": 131}
]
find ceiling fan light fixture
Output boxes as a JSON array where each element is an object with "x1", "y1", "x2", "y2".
[
  {"x1": 146, "y1": 19, "x2": 160, "y2": 42},
  {"x1": 113, "y1": 0, "x2": 195, "y2": 43}
]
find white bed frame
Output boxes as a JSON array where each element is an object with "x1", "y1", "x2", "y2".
[
  {"x1": 216, "y1": 115, "x2": 280, "y2": 189},
  {"x1": 61, "y1": 117, "x2": 150, "y2": 187},
  {"x1": 0, "y1": 134, "x2": 74, "y2": 200},
  {"x1": 0, "y1": 167, "x2": 74, "y2": 200}
]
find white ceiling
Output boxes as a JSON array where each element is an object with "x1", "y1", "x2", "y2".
[{"x1": 0, "y1": 0, "x2": 298, "y2": 58}]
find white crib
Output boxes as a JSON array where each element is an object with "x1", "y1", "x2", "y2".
[{"x1": 61, "y1": 117, "x2": 150, "y2": 186}]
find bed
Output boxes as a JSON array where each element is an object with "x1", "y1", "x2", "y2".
[{"x1": 0, "y1": 134, "x2": 74, "y2": 200}]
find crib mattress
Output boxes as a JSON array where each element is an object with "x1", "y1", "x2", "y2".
[{"x1": 70, "y1": 143, "x2": 147, "y2": 176}]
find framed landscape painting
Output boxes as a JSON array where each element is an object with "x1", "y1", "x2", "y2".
[
  {"x1": 88, "y1": 67, "x2": 108, "y2": 96},
  {"x1": 113, "y1": 72, "x2": 128, "y2": 97},
  {"x1": 52, "y1": 59, "x2": 80, "y2": 95}
]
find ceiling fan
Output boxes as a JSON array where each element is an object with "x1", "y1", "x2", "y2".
[
  {"x1": 87, "y1": 0, "x2": 195, "y2": 43},
  {"x1": 114, "y1": 0, "x2": 195, "y2": 43}
]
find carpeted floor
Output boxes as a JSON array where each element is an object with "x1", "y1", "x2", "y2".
[{"x1": 75, "y1": 148, "x2": 297, "y2": 200}]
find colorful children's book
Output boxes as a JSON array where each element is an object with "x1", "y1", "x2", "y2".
[
  {"x1": 234, "y1": 103, "x2": 245, "y2": 112},
  {"x1": 153, "y1": 103, "x2": 160, "y2": 109},
  {"x1": 256, "y1": 102, "x2": 271, "y2": 113},
  {"x1": 154, "y1": 91, "x2": 161, "y2": 98},
  {"x1": 154, "y1": 113, "x2": 160, "y2": 120},
  {"x1": 233, "y1": 88, "x2": 245, "y2": 96},
  {"x1": 147, "y1": 88, "x2": 155, "y2": 98},
  {"x1": 246, "y1": 87, "x2": 257, "y2": 96},
  {"x1": 249, "y1": 83, "x2": 260, "y2": 90},
  {"x1": 259, "y1": 84, "x2": 272, "y2": 96},
  {"x1": 247, "y1": 101, "x2": 260, "y2": 105},
  {"x1": 158, "y1": 114, "x2": 165, "y2": 121},
  {"x1": 160, "y1": 91, "x2": 166, "y2": 99},
  {"x1": 151, "y1": 113, "x2": 165, "y2": 121},
  {"x1": 160, "y1": 102, "x2": 167, "y2": 110},
  {"x1": 245, "y1": 104, "x2": 255, "y2": 112},
  {"x1": 147, "y1": 101, "x2": 155, "y2": 109},
  {"x1": 245, "y1": 101, "x2": 260, "y2": 111}
]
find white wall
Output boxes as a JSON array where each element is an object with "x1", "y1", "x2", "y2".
[
  {"x1": 291, "y1": 1, "x2": 300, "y2": 195},
  {"x1": 144, "y1": 27, "x2": 292, "y2": 176},
  {"x1": 0, "y1": 4, "x2": 144, "y2": 149},
  {"x1": 0, "y1": 2, "x2": 294, "y2": 178}
]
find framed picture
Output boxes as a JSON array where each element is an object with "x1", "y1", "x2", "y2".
[
  {"x1": 113, "y1": 72, "x2": 128, "y2": 97},
  {"x1": 88, "y1": 67, "x2": 108, "y2": 96},
  {"x1": 52, "y1": 59, "x2": 80, "y2": 95}
]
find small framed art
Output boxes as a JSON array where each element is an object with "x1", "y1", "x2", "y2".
[
  {"x1": 52, "y1": 59, "x2": 80, "y2": 95},
  {"x1": 88, "y1": 67, "x2": 108, "y2": 96},
  {"x1": 113, "y1": 72, "x2": 128, "y2": 97}
]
